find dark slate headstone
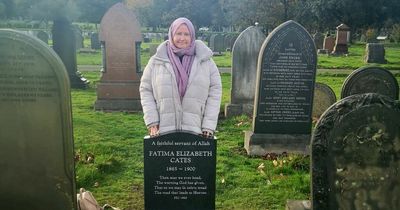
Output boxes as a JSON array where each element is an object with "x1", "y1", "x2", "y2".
[
  {"x1": 95, "y1": 3, "x2": 143, "y2": 111},
  {"x1": 36, "y1": 30, "x2": 49, "y2": 44},
  {"x1": 311, "y1": 93, "x2": 400, "y2": 210},
  {"x1": 244, "y1": 20, "x2": 317, "y2": 155},
  {"x1": 144, "y1": 132, "x2": 216, "y2": 210},
  {"x1": 225, "y1": 26, "x2": 266, "y2": 117},
  {"x1": 210, "y1": 34, "x2": 224, "y2": 54},
  {"x1": 364, "y1": 43, "x2": 387, "y2": 64},
  {"x1": 0, "y1": 29, "x2": 76, "y2": 209},
  {"x1": 90, "y1": 32, "x2": 101, "y2": 49},
  {"x1": 312, "y1": 82, "x2": 336, "y2": 119},
  {"x1": 341, "y1": 66, "x2": 399, "y2": 100},
  {"x1": 52, "y1": 17, "x2": 89, "y2": 89}
]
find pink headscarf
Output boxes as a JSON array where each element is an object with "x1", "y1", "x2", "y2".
[{"x1": 167, "y1": 17, "x2": 196, "y2": 99}]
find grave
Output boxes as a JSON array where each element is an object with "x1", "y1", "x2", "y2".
[
  {"x1": 323, "y1": 34, "x2": 335, "y2": 54},
  {"x1": 209, "y1": 34, "x2": 225, "y2": 55},
  {"x1": 144, "y1": 132, "x2": 216, "y2": 210},
  {"x1": 245, "y1": 20, "x2": 317, "y2": 155},
  {"x1": 0, "y1": 29, "x2": 76, "y2": 209},
  {"x1": 73, "y1": 25, "x2": 84, "y2": 50},
  {"x1": 341, "y1": 66, "x2": 399, "y2": 100},
  {"x1": 36, "y1": 30, "x2": 49, "y2": 44},
  {"x1": 312, "y1": 82, "x2": 336, "y2": 119},
  {"x1": 365, "y1": 43, "x2": 387, "y2": 64},
  {"x1": 95, "y1": 3, "x2": 143, "y2": 111},
  {"x1": 225, "y1": 26, "x2": 266, "y2": 117},
  {"x1": 311, "y1": 93, "x2": 400, "y2": 209},
  {"x1": 90, "y1": 32, "x2": 101, "y2": 49},
  {"x1": 52, "y1": 17, "x2": 89, "y2": 89},
  {"x1": 332, "y1": 23, "x2": 350, "y2": 54}
]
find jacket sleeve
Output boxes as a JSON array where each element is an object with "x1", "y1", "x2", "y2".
[
  {"x1": 202, "y1": 59, "x2": 222, "y2": 132},
  {"x1": 139, "y1": 58, "x2": 160, "y2": 127}
]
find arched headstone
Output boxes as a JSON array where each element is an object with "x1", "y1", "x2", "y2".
[
  {"x1": 0, "y1": 29, "x2": 76, "y2": 209},
  {"x1": 245, "y1": 20, "x2": 317, "y2": 155},
  {"x1": 312, "y1": 82, "x2": 336, "y2": 119},
  {"x1": 341, "y1": 66, "x2": 399, "y2": 100},
  {"x1": 311, "y1": 93, "x2": 400, "y2": 209},
  {"x1": 95, "y1": 3, "x2": 143, "y2": 111},
  {"x1": 225, "y1": 26, "x2": 266, "y2": 117}
]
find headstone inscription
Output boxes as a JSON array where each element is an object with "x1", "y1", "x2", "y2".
[
  {"x1": 52, "y1": 17, "x2": 89, "y2": 89},
  {"x1": 312, "y1": 82, "x2": 336, "y2": 119},
  {"x1": 144, "y1": 132, "x2": 216, "y2": 210},
  {"x1": 332, "y1": 23, "x2": 350, "y2": 55},
  {"x1": 95, "y1": 3, "x2": 143, "y2": 111},
  {"x1": 225, "y1": 26, "x2": 266, "y2": 117},
  {"x1": 0, "y1": 29, "x2": 76, "y2": 209},
  {"x1": 365, "y1": 43, "x2": 386, "y2": 64},
  {"x1": 245, "y1": 20, "x2": 317, "y2": 155},
  {"x1": 311, "y1": 93, "x2": 400, "y2": 210},
  {"x1": 341, "y1": 66, "x2": 399, "y2": 100}
]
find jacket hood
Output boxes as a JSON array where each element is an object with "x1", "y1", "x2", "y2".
[{"x1": 153, "y1": 40, "x2": 213, "y2": 63}]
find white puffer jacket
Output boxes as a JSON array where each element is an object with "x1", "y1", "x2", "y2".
[{"x1": 140, "y1": 40, "x2": 222, "y2": 135}]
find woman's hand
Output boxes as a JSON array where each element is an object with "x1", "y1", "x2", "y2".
[{"x1": 148, "y1": 125, "x2": 159, "y2": 137}]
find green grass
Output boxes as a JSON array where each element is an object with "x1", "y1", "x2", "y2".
[{"x1": 77, "y1": 40, "x2": 400, "y2": 70}]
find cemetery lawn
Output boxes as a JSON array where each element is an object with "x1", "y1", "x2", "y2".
[
  {"x1": 73, "y1": 72, "x2": 400, "y2": 209},
  {"x1": 77, "y1": 41, "x2": 400, "y2": 70}
]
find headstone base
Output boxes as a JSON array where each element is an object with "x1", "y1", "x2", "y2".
[
  {"x1": 332, "y1": 44, "x2": 348, "y2": 55},
  {"x1": 244, "y1": 131, "x2": 310, "y2": 155},
  {"x1": 224, "y1": 103, "x2": 253, "y2": 117},
  {"x1": 94, "y1": 99, "x2": 142, "y2": 111},
  {"x1": 285, "y1": 200, "x2": 311, "y2": 210}
]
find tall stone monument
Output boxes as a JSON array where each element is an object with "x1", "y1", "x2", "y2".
[
  {"x1": 341, "y1": 66, "x2": 399, "y2": 100},
  {"x1": 225, "y1": 26, "x2": 266, "y2": 117},
  {"x1": 95, "y1": 3, "x2": 143, "y2": 111},
  {"x1": 52, "y1": 17, "x2": 89, "y2": 89},
  {"x1": 0, "y1": 29, "x2": 76, "y2": 209},
  {"x1": 245, "y1": 20, "x2": 317, "y2": 155},
  {"x1": 311, "y1": 93, "x2": 400, "y2": 209},
  {"x1": 332, "y1": 23, "x2": 350, "y2": 54}
]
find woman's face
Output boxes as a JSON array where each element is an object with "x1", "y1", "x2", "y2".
[{"x1": 173, "y1": 24, "x2": 191, "y2": 49}]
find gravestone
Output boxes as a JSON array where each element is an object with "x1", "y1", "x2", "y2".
[
  {"x1": 209, "y1": 34, "x2": 224, "y2": 55},
  {"x1": 311, "y1": 93, "x2": 400, "y2": 209},
  {"x1": 225, "y1": 26, "x2": 266, "y2": 117},
  {"x1": 52, "y1": 17, "x2": 89, "y2": 89},
  {"x1": 312, "y1": 32, "x2": 324, "y2": 49},
  {"x1": 144, "y1": 132, "x2": 216, "y2": 210},
  {"x1": 312, "y1": 82, "x2": 336, "y2": 119},
  {"x1": 323, "y1": 34, "x2": 335, "y2": 53},
  {"x1": 73, "y1": 25, "x2": 84, "y2": 50},
  {"x1": 332, "y1": 23, "x2": 350, "y2": 54},
  {"x1": 90, "y1": 32, "x2": 101, "y2": 49},
  {"x1": 245, "y1": 20, "x2": 317, "y2": 155},
  {"x1": 95, "y1": 3, "x2": 143, "y2": 111},
  {"x1": 365, "y1": 43, "x2": 386, "y2": 64},
  {"x1": 0, "y1": 29, "x2": 76, "y2": 209},
  {"x1": 36, "y1": 30, "x2": 49, "y2": 44},
  {"x1": 341, "y1": 66, "x2": 399, "y2": 100}
]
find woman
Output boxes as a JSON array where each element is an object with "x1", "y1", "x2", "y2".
[{"x1": 140, "y1": 17, "x2": 222, "y2": 138}]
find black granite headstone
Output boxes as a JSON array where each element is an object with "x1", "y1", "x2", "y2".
[
  {"x1": 311, "y1": 93, "x2": 400, "y2": 209},
  {"x1": 144, "y1": 132, "x2": 216, "y2": 210},
  {"x1": 244, "y1": 20, "x2": 317, "y2": 155},
  {"x1": 341, "y1": 66, "x2": 399, "y2": 100}
]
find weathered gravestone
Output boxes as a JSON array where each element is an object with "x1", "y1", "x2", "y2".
[
  {"x1": 144, "y1": 132, "x2": 216, "y2": 210},
  {"x1": 245, "y1": 20, "x2": 317, "y2": 155},
  {"x1": 341, "y1": 66, "x2": 399, "y2": 100},
  {"x1": 90, "y1": 32, "x2": 101, "y2": 49},
  {"x1": 323, "y1": 34, "x2": 335, "y2": 54},
  {"x1": 365, "y1": 43, "x2": 387, "y2": 64},
  {"x1": 95, "y1": 3, "x2": 143, "y2": 111},
  {"x1": 36, "y1": 30, "x2": 49, "y2": 44},
  {"x1": 209, "y1": 34, "x2": 224, "y2": 55},
  {"x1": 225, "y1": 26, "x2": 266, "y2": 117},
  {"x1": 312, "y1": 82, "x2": 336, "y2": 120},
  {"x1": 52, "y1": 17, "x2": 89, "y2": 89},
  {"x1": 0, "y1": 29, "x2": 76, "y2": 209},
  {"x1": 73, "y1": 25, "x2": 84, "y2": 50},
  {"x1": 311, "y1": 93, "x2": 400, "y2": 210},
  {"x1": 332, "y1": 23, "x2": 350, "y2": 55}
]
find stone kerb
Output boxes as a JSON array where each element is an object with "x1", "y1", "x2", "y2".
[
  {"x1": 0, "y1": 29, "x2": 76, "y2": 209},
  {"x1": 225, "y1": 26, "x2": 266, "y2": 117}
]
